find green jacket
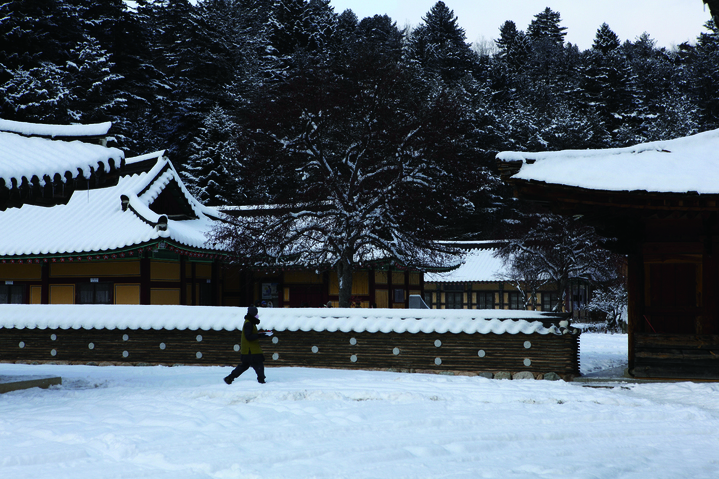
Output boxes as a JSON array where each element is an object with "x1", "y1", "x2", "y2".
[{"x1": 240, "y1": 318, "x2": 264, "y2": 355}]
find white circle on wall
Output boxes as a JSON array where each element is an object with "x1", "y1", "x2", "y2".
[
  {"x1": 393, "y1": 347, "x2": 400, "y2": 355},
  {"x1": 196, "y1": 335, "x2": 203, "y2": 342},
  {"x1": 122, "y1": 334, "x2": 129, "y2": 341},
  {"x1": 272, "y1": 336, "x2": 279, "y2": 344},
  {"x1": 524, "y1": 341, "x2": 532, "y2": 349},
  {"x1": 312, "y1": 346, "x2": 319, "y2": 353},
  {"x1": 234, "y1": 344, "x2": 240, "y2": 352},
  {"x1": 435, "y1": 357, "x2": 442, "y2": 365},
  {"x1": 478, "y1": 350, "x2": 486, "y2": 358},
  {"x1": 51, "y1": 349, "x2": 57, "y2": 356},
  {"x1": 160, "y1": 343, "x2": 166, "y2": 350},
  {"x1": 122, "y1": 351, "x2": 129, "y2": 358},
  {"x1": 50, "y1": 334, "x2": 57, "y2": 341},
  {"x1": 196, "y1": 352, "x2": 202, "y2": 359},
  {"x1": 524, "y1": 358, "x2": 532, "y2": 367},
  {"x1": 272, "y1": 353, "x2": 279, "y2": 360},
  {"x1": 350, "y1": 355, "x2": 358, "y2": 363},
  {"x1": 350, "y1": 337, "x2": 357, "y2": 345},
  {"x1": 19, "y1": 341, "x2": 25, "y2": 348},
  {"x1": 434, "y1": 339, "x2": 442, "y2": 348},
  {"x1": 88, "y1": 343, "x2": 95, "y2": 350}
]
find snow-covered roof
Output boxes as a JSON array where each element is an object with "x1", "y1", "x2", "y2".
[
  {"x1": 0, "y1": 124, "x2": 123, "y2": 191},
  {"x1": 496, "y1": 128, "x2": 719, "y2": 194},
  {"x1": 0, "y1": 152, "x2": 224, "y2": 257},
  {"x1": 0, "y1": 305, "x2": 564, "y2": 335},
  {"x1": 0, "y1": 119, "x2": 112, "y2": 138},
  {"x1": 425, "y1": 247, "x2": 506, "y2": 283}
]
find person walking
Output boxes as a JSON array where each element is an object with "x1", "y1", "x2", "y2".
[{"x1": 224, "y1": 306, "x2": 272, "y2": 384}]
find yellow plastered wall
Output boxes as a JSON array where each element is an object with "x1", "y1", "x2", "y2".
[
  {"x1": 375, "y1": 289, "x2": 388, "y2": 308},
  {"x1": 151, "y1": 261, "x2": 180, "y2": 281},
  {"x1": 115, "y1": 284, "x2": 140, "y2": 305},
  {"x1": 0, "y1": 263, "x2": 42, "y2": 281},
  {"x1": 50, "y1": 285, "x2": 75, "y2": 304},
  {"x1": 50, "y1": 261, "x2": 140, "y2": 278},
  {"x1": 409, "y1": 273, "x2": 420, "y2": 285},
  {"x1": 392, "y1": 272, "x2": 404, "y2": 285},
  {"x1": 151, "y1": 288, "x2": 181, "y2": 305},
  {"x1": 30, "y1": 286, "x2": 42, "y2": 304},
  {"x1": 194, "y1": 262, "x2": 212, "y2": 279},
  {"x1": 375, "y1": 271, "x2": 388, "y2": 284},
  {"x1": 329, "y1": 271, "x2": 370, "y2": 295},
  {"x1": 284, "y1": 271, "x2": 323, "y2": 284}
]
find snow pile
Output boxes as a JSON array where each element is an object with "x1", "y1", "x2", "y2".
[
  {"x1": 0, "y1": 131, "x2": 124, "y2": 188},
  {"x1": 497, "y1": 128, "x2": 719, "y2": 194},
  {"x1": 1, "y1": 343, "x2": 718, "y2": 479},
  {"x1": 0, "y1": 305, "x2": 564, "y2": 335}
]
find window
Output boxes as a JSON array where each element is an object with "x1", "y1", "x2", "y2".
[
  {"x1": 542, "y1": 292, "x2": 560, "y2": 312},
  {"x1": 476, "y1": 292, "x2": 494, "y2": 309},
  {"x1": 423, "y1": 292, "x2": 433, "y2": 308},
  {"x1": 507, "y1": 292, "x2": 523, "y2": 310},
  {"x1": 0, "y1": 284, "x2": 24, "y2": 304},
  {"x1": 393, "y1": 288, "x2": 405, "y2": 303},
  {"x1": 78, "y1": 282, "x2": 112, "y2": 304},
  {"x1": 445, "y1": 292, "x2": 463, "y2": 309}
]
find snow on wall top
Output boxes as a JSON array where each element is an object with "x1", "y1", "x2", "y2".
[
  {"x1": 0, "y1": 154, "x2": 221, "y2": 256},
  {"x1": 0, "y1": 305, "x2": 563, "y2": 335},
  {"x1": 0, "y1": 119, "x2": 112, "y2": 138},
  {"x1": 0, "y1": 130, "x2": 124, "y2": 188},
  {"x1": 496, "y1": 128, "x2": 719, "y2": 194},
  {"x1": 425, "y1": 247, "x2": 506, "y2": 283}
]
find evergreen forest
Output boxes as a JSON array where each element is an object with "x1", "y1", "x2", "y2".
[{"x1": 2, "y1": 0, "x2": 719, "y2": 241}]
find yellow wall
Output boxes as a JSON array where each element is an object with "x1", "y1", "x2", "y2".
[
  {"x1": 329, "y1": 271, "x2": 370, "y2": 295},
  {"x1": 151, "y1": 261, "x2": 180, "y2": 281},
  {"x1": 0, "y1": 263, "x2": 42, "y2": 281},
  {"x1": 284, "y1": 270, "x2": 323, "y2": 284},
  {"x1": 30, "y1": 286, "x2": 42, "y2": 304},
  {"x1": 50, "y1": 261, "x2": 140, "y2": 278},
  {"x1": 409, "y1": 272, "x2": 420, "y2": 285},
  {"x1": 375, "y1": 289, "x2": 388, "y2": 308},
  {"x1": 375, "y1": 271, "x2": 388, "y2": 284},
  {"x1": 50, "y1": 285, "x2": 74, "y2": 304},
  {"x1": 392, "y1": 272, "x2": 404, "y2": 285},
  {"x1": 195, "y1": 262, "x2": 212, "y2": 279},
  {"x1": 151, "y1": 288, "x2": 180, "y2": 305},
  {"x1": 115, "y1": 284, "x2": 140, "y2": 305}
]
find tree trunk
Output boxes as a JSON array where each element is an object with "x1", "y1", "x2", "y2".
[{"x1": 336, "y1": 256, "x2": 354, "y2": 308}]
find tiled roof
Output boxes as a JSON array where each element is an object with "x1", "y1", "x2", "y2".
[
  {"x1": 497, "y1": 128, "x2": 719, "y2": 194},
  {"x1": 425, "y1": 247, "x2": 506, "y2": 283},
  {"x1": 0, "y1": 153, "x2": 224, "y2": 257}
]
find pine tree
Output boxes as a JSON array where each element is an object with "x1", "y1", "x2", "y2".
[
  {"x1": 406, "y1": 1, "x2": 476, "y2": 83},
  {"x1": 527, "y1": 8, "x2": 567, "y2": 46},
  {"x1": 182, "y1": 105, "x2": 242, "y2": 206},
  {"x1": 593, "y1": 23, "x2": 621, "y2": 54}
]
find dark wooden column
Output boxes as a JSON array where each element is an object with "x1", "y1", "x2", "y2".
[
  {"x1": 140, "y1": 254, "x2": 151, "y2": 305},
  {"x1": 626, "y1": 251, "x2": 644, "y2": 372}
]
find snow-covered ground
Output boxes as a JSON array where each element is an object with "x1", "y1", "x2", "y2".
[{"x1": 2, "y1": 333, "x2": 718, "y2": 479}]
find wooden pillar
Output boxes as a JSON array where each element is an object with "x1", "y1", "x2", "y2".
[
  {"x1": 180, "y1": 255, "x2": 187, "y2": 305},
  {"x1": 41, "y1": 261, "x2": 49, "y2": 305},
  {"x1": 212, "y1": 260, "x2": 220, "y2": 306},
  {"x1": 140, "y1": 254, "x2": 151, "y2": 305},
  {"x1": 626, "y1": 252, "x2": 644, "y2": 372},
  {"x1": 369, "y1": 267, "x2": 376, "y2": 308}
]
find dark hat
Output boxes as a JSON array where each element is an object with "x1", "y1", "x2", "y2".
[{"x1": 247, "y1": 306, "x2": 258, "y2": 318}]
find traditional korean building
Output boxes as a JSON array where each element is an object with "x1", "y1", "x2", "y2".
[
  {"x1": 0, "y1": 119, "x2": 124, "y2": 211},
  {"x1": 423, "y1": 242, "x2": 570, "y2": 313},
  {"x1": 497, "y1": 128, "x2": 719, "y2": 379},
  {"x1": 0, "y1": 143, "x2": 236, "y2": 306}
]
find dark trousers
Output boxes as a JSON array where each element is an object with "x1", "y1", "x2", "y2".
[{"x1": 229, "y1": 354, "x2": 265, "y2": 382}]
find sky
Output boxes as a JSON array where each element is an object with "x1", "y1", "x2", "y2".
[{"x1": 329, "y1": 0, "x2": 714, "y2": 50}]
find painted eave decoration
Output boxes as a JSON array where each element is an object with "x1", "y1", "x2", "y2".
[
  {"x1": 496, "y1": 128, "x2": 719, "y2": 195},
  {"x1": 0, "y1": 151, "x2": 225, "y2": 260}
]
